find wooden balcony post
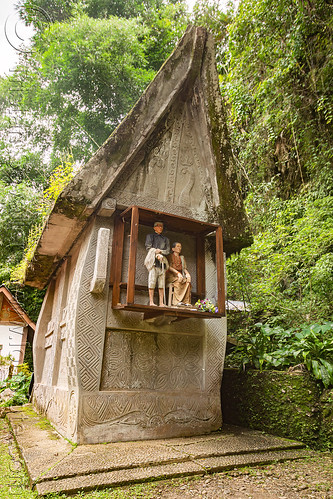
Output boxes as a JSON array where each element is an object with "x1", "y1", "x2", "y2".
[
  {"x1": 127, "y1": 206, "x2": 139, "y2": 304},
  {"x1": 111, "y1": 215, "x2": 125, "y2": 307},
  {"x1": 196, "y1": 235, "x2": 206, "y2": 300},
  {"x1": 216, "y1": 226, "x2": 225, "y2": 314}
]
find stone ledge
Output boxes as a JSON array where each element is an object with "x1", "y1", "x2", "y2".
[
  {"x1": 6, "y1": 405, "x2": 312, "y2": 496},
  {"x1": 35, "y1": 448, "x2": 311, "y2": 496}
]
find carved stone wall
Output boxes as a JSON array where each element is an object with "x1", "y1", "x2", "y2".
[
  {"x1": 100, "y1": 330, "x2": 203, "y2": 391},
  {"x1": 32, "y1": 217, "x2": 112, "y2": 441},
  {"x1": 79, "y1": 391, "x2": 221, "y2": 443},
  {"x1": 75, "y1": 218, "x2": 112, "y2": 393},
  {"x1": 109, "y1": 93, "x2": 218, "y2": 221}
]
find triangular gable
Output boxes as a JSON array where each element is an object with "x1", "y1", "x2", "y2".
[
  {"x1": 108, "y1": 100, "x2": 220, "y2": 217},
  {"x1": 25, "y1": 26, "x2": 251, "y2": 288},
  {"x1": 0, "y1": 286, "x2": 35, "y2": 328}
]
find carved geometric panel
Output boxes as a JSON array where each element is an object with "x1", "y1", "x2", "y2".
[
  {"x1": 76, "y1": 219, "x2": 112, "y2": 392},
  {"x1": 56, "y1": 340, "x2": 68, "y2": 389},
  {"x1": 100, "y1": 330, "x2": 203, "y2": 392},
  {"x1": 205, "y1": 247, "x2": 227, "y2": 393}
]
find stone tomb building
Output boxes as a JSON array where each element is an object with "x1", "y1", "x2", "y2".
[{"x1": 25, "y1": 27, "x2": 251, "y2": 444}]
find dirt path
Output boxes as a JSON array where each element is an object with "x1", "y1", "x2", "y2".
[{"x1": 140, "y1": 454, "x2": 332, "y2": 498}]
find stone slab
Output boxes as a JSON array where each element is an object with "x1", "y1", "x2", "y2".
[
  {"x1": 7, "y1": 406, "x2": 311, "y2": 497},
  {"x1": 35, "y1": 448, "x2": 311, "y2": 496},
  {"x1": 6, "y1": 406, "x2": 74, "y2": 482},
  {"x1": 35, "y1": 459, "x2": 206, "y2": 496}
]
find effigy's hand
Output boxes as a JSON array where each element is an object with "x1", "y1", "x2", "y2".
[{"x1": 156, "y1": 254, "x2": 163, "y2": 261}]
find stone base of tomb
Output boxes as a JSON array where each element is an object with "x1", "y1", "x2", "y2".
[{"x1": 33, "y1": 315, "x2": 226, "y2": 445}]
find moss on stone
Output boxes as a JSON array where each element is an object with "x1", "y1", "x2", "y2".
[
  {"x1": 20, "y1": 405, "x2": 38, "y2": 418},
  {"x1": 35, "y1": 417, "x2": 60, "y2": 440},
  {"x1": 319, "y1": 389, "x2": 333, "y2": 450},
  {"x1": 55, "y1": 197, "x2": 90, "y2": 221},
  {"x1": 221, "y1": 369, "x2": 331, "y2": 450}
]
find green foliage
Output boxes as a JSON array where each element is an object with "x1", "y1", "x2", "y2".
[
  {"x1": 224, "y1": 0, "x2": 333, "y2": 333},
  {"x1": 22, "y1": 341, "x2": 34, "y2": 372},
  {"x1": 0, "y1": 371, "x2": 32, "y2": 407},
  {"x1": 0, "y1": 354, "x2": 14, "y2": 366},
  {"x1": 142, "y1": 2, "x2": 188, "y2": 71},
  {"x1": 19, "y1": 0, "x2": 78, "y2": 26},
  {"x1": 227, "y1": 322, "x2": 333, "y2": 388},
  {"x1": 17, "y1": 362, "x2": 32, "y2": 377},
  {"x1": 4, "y1": 15, "x2": 155, "y2": 164},
  {"x1": 11, "y1": 160, "x2": 75, "y2": 284},
  {"x1": 0, "y1": 181, "x2": 43, "y2": 282},
  {"x1": 192, "y1": 0, "x2": 232, "y2": 74},
  {"x1": 0, "y1": 151, "x2": 49, "y2": 186},
  {"x1": 223, "y1": 0, "x2": 333, "y2": 194},
  {"x1": 19, "y1": 0, "x2": 187, "y2": 27},
  {"x1": 227, "y1": 192, "x2": 333, "y2": 325}
]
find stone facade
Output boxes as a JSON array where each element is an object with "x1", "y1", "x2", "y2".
[{"x1": 29, "y1": 26, "x2": 250, "y2": 444}]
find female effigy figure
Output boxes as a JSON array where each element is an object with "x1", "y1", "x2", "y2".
[{"x1": 166, "y1": 242, "x2": 192, "y2": 306}]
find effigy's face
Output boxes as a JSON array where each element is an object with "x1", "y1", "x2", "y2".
[
  {"x1": 154, "y1": 224, "x2": 163, "y2": 234},
  {"x1": 173, "y1": 243, "x2": 182, "y2": 254}
]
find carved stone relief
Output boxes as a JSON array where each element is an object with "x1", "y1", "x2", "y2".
[
  {"x1": 80, "y1": 391, "x2": 221, "y2": 442},
  {"x1": 68, "y1": 389, "x2": 78, "y2": 439},
  {"x1": 165, "y1": 111, "x2": 184, "y2": 203},
  {"x1": 100, "y1": 330, "x2": 203, "y2": 392},
  {"x1": 33, "y1": 384, "x2": 69, "y2": 436},
  {"x1": 75, "y1": 217, "x2": 112, "y2": 392},
  {"x1": 63, "y1": 239, "x2": 91, "y2": 390},
  {"x1": 108, "y1": 92, "x2": 217, "y2": 222},
  {"x1": 55, "y1": 306, "x2": 69, "y2": 388},
  {"x1": 143, "y1": 134, "x2": 171, "y2": 199},
  {"x1": 175, "y1": 103, "x2": 211, "y2": 210},
  {"x1": 34, "y1": 281, "x2": 55, "y2": 384},
  {"x1": 204, "y1": 244, "x2": 227, "y2": 393}
]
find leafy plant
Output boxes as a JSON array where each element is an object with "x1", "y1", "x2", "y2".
[
  {"x1": 226, "y1": 322, "x2": 333, "y2": 388},
  {"x1": 0, "y1": 370, "x2": 32, "y2": 407},
  {"x1": 11, "y1": 159, "x2": 75, "y2": 284},
  {"x1": 0, "y1": 354, "x2": 14, "y2": 366},
  {"x1": 227, "y1": 194, "x2": 333, "y2": 327}
]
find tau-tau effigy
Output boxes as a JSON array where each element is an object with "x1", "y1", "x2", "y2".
[{"x1": 25, "y1": 26, "x2": 251, "y2": 444}]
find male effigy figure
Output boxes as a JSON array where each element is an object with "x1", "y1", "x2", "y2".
[
  {"x1": 166, "y1": 242, "x2": 192, "y2": 306},
  {"x1": 144, "y1": 221, "x2": 170, "y2": 306}
]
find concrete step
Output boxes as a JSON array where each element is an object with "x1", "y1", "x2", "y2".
[
  {"x1": 6, "y1": 406, "x2": 311, "y2": 497},
  {"x1": 35, "y1": 447, "x2": 311, "y2": 496}
]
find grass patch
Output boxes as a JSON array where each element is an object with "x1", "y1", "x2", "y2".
[{"x1": 0, "y1": 419, "x2": 36, "y2": 499}]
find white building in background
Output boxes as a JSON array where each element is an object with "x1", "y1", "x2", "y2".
[{"x1": 0, "y1": 285, "x2": 35, "y2": 366}]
